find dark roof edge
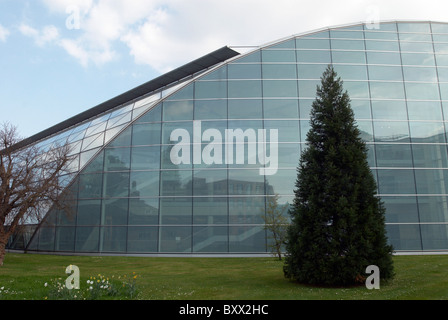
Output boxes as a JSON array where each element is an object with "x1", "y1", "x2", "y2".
[{"x1": 13, "y1": 46, "x2": 240, "y2": 151}]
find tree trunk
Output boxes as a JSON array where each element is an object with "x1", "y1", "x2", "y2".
[{"x1": 0, "y1": 235, "x2": 7, "y2": 266}]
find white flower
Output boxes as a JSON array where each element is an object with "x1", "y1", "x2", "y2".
[
  {"x1": 44, "y1": 283, "x2": 48, "y2": 287},
  {"x1": 89, "y1": 286, "x2": 93, "y2": 290}
]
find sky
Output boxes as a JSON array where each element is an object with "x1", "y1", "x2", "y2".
[{"x1": 1, "y1": 0, "x2": 447, "y2": 139}]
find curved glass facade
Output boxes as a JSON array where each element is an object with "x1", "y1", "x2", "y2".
[{"x1": 13, "y1": 21, "x2": 448, "y2": 255}]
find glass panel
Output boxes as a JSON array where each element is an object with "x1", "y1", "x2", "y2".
[
  {"x1": 193, "y1": 169, "x2": 227, "y2": 196},
  {"x1": 127, "y1": 226, "x2": 158, "y2": 252},
  {"x1": 233, "y1": 50, "x2": 260, "y2": 63},
  {"x1": 103, "y1": 172, "x2": 130, "y2": 198},
  {"x1": 193, "y1": 197, "x2": 228, "y2": 224},
  {"x1": 160, "y1": 170, "x2": 193, "y2": 196},
  {"x1": 55, "y1": 227, "x2": 75, "y2": 251},
  {"x1": 81, "y1": 132, "x2": 104, "y2": 151},
  {"x1": 228, "y1": 196, "x2": 265, "y2": 224},
  {"x1": 366, "y1": 51, "x2": 401, "y2": 65},
  {"x1": 330, "y1": 39, "x2": 365, "y2": 50},
  {"x1": 263, "y1": 99, "x2": 299, "y2": 119},
  {"x1": 132, "y1": 123, "x2": 161, "y2": 146},
  {"x1": 343, "y1": 81, "x2": 370, "y2": 98},
  {"x1": 297, "y1": 64, "x2": 328, "y2": 79},
  {"x1": 263, "y1": 80, "x2": 298, "y2": 97},
  {"x1": 160, "y1": 226, "x2": 192, "y2": 252},
  {"x1": 201, "y1": 66, "x2": 227, "y2": 80},
  {"x1": 165, "y1": 83, "x2": 193, "y2": 100},
  {"x1": 409, "y1": 121, "x2": 446, "y2": 143},
  {"x1": 265, "y1": 169, "x2": 296, "y2": 195},
  {"x1": 228, "y1": 99, "x2": 262, "y2": 119},
  {"x1": 162, "y1": 122, "x2": 192, "y2": 145},
  {"x1": 403, "y1": 66, "x2": 438, "y2": 82},
  {"x1": 298, "y1": 80, "x2": 320, "y2": 98},
  {"x1": 421, "y1": 225, "x2": 448, "y2": 250},
  {"x1": 382, "y1": 196, "x2": 419, "y2": 223},
  {"x1": 407, "y1": 101, "x2": 443, "y2": 121},
  {"x1": 101, "y1": 226, "x2": 126, "y2": 252},
  {"x1": 405, "y1": 83, "x2": 440, "y2": 100},
  {"x1": 228, "y1": 80, "x2": 262, "y2": 98},
  {"x1": 163, "y1": 101, "x2": 193, "y2": 121},
  {"x1": 228, "y1": 64, "x2": 261, "y2": 79},
  {"x1": 332, "y1": 50, "x2": 366, "y2": 64},
  {"x1": 228, "y1": 169, "x2": 265, "y2": 195},
  {"x1": 37, "y1": 227, "x2": 55, "y2": 251},
  {"x1": 399, "y1": 33, "x2": 432, "y2": 42},
  {"x1": 264, "y1": 120, "x2": 299, "y2": 142},
  {"x1": 351, "y1": 100, "x2": 371, "y2": 119},
  {"x1": 268, "y1": 39, "x2": 295, "y2": 49},
  {"x1": 130, "y1": 171, "x2": 160, "y2": 197},
  {"x1": 296, "y1": 50, "x2": 331, "y2": 63},
  {"x1": 77, "y1": 199, "x2": 101, "y2": 225},
  {"x1": 102, "y1": 198, "x2": 128, "y2": 225},
  {"x1": 229, "y1": 226, "x2": 266, "y2": 252},
  {"x1": 401, "y1": 52, "x2": 435, "y2": 66},
  {"x1": 193, "y1": 226, "x2": 228, "y2": 252},
  {"x1": 135, "y1": 105, "x2": 162, "y2": 123},
  {"x1": 364, "y1": 30, "x2": 398, "y2": 40},
  {"x1": 104, "y1": 147, "x2": 131, "y2": 171},
  {"x1": 373, "y1": 121, "x2": 410, "y2": 142},
  {"x1": 412, "y1": 144, "x2": 448, "y2": 168},
  {"x1": 431, "y1": 23, "x2": 448, "y2": 33},
  {"x1": 194, "y1": 100, "x2": 227, "y2": 120},
  {"x1": 296, "y1": 38, "x2": 330, "y2": 49},
  {"x1": 400, "y1": 41, "x2": 434, "y2": 53},
  {"x1": 365, "y1": 40, "x2": 399, "y2": 51},
  {"x1": 106, "y1": 112, "x2": 132, "y2": 130},
  {"x1": 377, "y1": 169, "x2": 416, "y2": 194},
  {"x1": 433, "y1": 43, "x2": 448, "y2": 54},
  {"x1": 129, "y1": 198, "x2": 159, "y2": 225},
  {"x1": 75, "y1": 227, "x2": 99, "y2": 252},
  {"x1": 437, "y1": 67, "x2": 448, "y2": 82},
  {"x1": 386, "y1": 224, "x2": 422, "y2": 251},
  {"x1": 79, "y1": 173, "x2": 103, "y2": 199},
  {"x1": 436, "y1": 55, "x2": 448, "y2": 66},
  {"x1": 417, "y1": 196, "x2": 448, "y2": 222},
  {"x1": 370, "y1": 82, "x2": 405, "y2": 99},
  {"x1": 371, "y1": 100, "x2": 407, "y2": 120},
  {"x1": 415, "y1": 169, "x2": 448, "y2": 194},
  {"x1": 261, "y1": 50, "x2": 296, "y2": 62},
  {"x1": 398, "y1": 22, "x2": 431, "y2": 33},
  {"x1": 195, "y1": 81, "x2": 227, "y2": 99},
  {"x1": 131, "y1": 146, "x2": 160, "y2": 171},
  {"x1": 368, "y1": 66, "x2": 403, "y2": 81},
  {"x1": 161, "y1": 144, "x2": 192, "y2": 169},
  {"x1": 107, "y1": 126, "x2": 132, "y2": 148},
  {"x1": 330, "y1": 30, "x2": 364, "y2": 39},
  {"x1": 262, "y1": 64, "x2": 297, "y2": 79},
  {"x1": 160, "y1": 198, "x2": 192, "y2": 225},
  {"x1": 333, "y1": 65, "x2": 368, "y2": 81},
  {"x1": 375, "y1": 144, "x2": 413, "y2": 167}
]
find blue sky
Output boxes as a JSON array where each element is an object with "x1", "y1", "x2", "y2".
[{"x1": 1, "y1": 0, "x2": 447, "y2": 138}]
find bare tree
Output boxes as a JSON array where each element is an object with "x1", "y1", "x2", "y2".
[
  {"x1": 0, "y1": 122, "x2": 73, "y2": 266},
  {"x1": 262, "y1": 193, "x2": 290, "y2": 260}
]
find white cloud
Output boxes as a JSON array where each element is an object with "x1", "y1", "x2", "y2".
[
  {"x1": 19, "y1": 24, "x2": 59, "y2": 47},
  {"x1": 0, "y1": 24, "x2": 10, "y2": 42},
  {"x1": 36, "y1": 0, "x2": 448, "y2": 71}
]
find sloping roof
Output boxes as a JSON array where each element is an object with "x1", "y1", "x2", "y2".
[{"x1": 12, "y1": 46, "x2": 240, "y2": 152}]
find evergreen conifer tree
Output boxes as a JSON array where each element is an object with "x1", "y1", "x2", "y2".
[{"x1": 283, "y1": 66, "x2": 394, "y2": 286}]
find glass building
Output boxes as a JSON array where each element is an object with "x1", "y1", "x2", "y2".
[{"x1": 7, "y1": 20, "x2": 448, "y2": 255}]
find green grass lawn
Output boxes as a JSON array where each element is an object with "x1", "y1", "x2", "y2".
[{"x1": 0, "y1": 253, "x2": 447, "y2": 300}]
